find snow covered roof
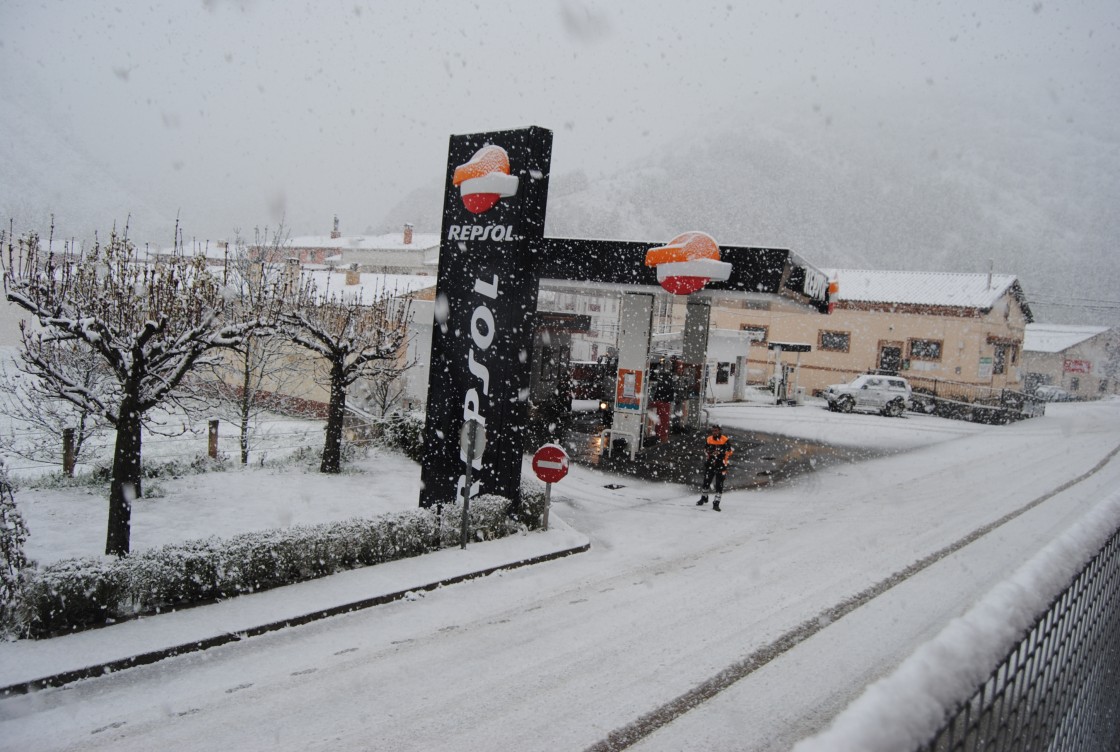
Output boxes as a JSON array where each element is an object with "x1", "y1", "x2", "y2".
[
  {"x1": 1022, "y1": 323, "x2": 1110, "y2": 353},
  {"x1": 824, "y1": 269, "x2": 1022, "y2": 310},
  {"x1": 288, "y1": 232, "x2": 440, "y2": 251},
  {"x1": 144, "y1": 242, "x2": 231, "y2": 261},
  {"x1": 301, "y1": 270, "x2": 437, "y2": 305}
]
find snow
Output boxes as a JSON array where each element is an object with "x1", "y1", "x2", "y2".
[
  {"x1": 301, "y1": 270, "x2": 437, "y2": 305},
  {"x1": 793, "y1": 484, "x2": 1120, "y2": 752},
  {"x1": 822, "y1": 268, "x2": 1018, "y2": 309},
  {"x1": 2, "y1": 397, "x2": 1120, "y2": 751},
  {"x1": 16, "y1": 448, "x2": 423, "y2": 565},
  {"x1": 287, "y1": 233, "x2": 441, "y2": 251},
  {"x1": 1023, "y1": 322, "x2": 1110, "y2": 353}
]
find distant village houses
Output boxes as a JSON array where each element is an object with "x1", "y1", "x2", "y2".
[
  {"x1": 1022, "y1": 324, "x2": 1119, "y2": 399},
  {"x1": 88, "y1": 218, "x2": 1120, "y2": 417},
  {"x1": 249, "y1": 218, "x2": 440, "y2": 275}
]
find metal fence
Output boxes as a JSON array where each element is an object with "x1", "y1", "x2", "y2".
[
  {"x1": 918, "y1": 525, "x2": 1120, "y2": 751},
  {"x1": 907, "y1": 375, "x2": 1045, "y2": 422}
]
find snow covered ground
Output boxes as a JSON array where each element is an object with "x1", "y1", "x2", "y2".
[{"x1": 2, "y1": 396, "x2": 1119, "y2": 751}]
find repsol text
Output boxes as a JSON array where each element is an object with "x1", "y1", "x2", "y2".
[{"x1": 446, "y1": 224, "x2": 516, "y2": 242}]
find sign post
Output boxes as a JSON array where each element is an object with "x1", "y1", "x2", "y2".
[
  {"x1": 419, "y1": 126, "x2": 553, "y2": 510},
  {"x1": 531, "y1": 444, "x2": 569, "y2": 530},
  {"x1": 459, "y1": 418, "x2": 486, "y2": 549}
]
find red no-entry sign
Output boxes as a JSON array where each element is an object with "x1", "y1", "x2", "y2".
[{"x1": 532, "y1": 444, "x2": 569, "y2": 484}]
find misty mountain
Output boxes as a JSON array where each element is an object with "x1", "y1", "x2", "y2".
[
  {"x1": 382, "y1": 97, "x2": 1119, "y2": 327},
  {"x1": 5, "y1": 86, "x2": 1115, "y2": 328},
  {"x1": 0, "y1": 96, "x2": 176, "y2": 246}
]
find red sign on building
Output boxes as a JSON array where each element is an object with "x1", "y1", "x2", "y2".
[{"x1": 1063, "y1": 359, "x2": 1091, "y2": 374}]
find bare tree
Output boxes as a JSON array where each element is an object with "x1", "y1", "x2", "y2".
[
  {"x1": 2, "y1": 225, "x2": 273, "y2": 555},
  {"x1": 0, "y1": 342, "x2": 112, "y2": 472},
  {"x1": 280, "y1": 275, "x2": 411, "y2": 473},
  {"x1": 206, "y1": 225, "x2": 311, "y2": 464},
  {"x1": 358, "y1": 366, "x2": 411, "y2": 421}
]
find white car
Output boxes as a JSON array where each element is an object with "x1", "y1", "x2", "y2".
[
  {"x1": 825, "y1": 374, "x2": 912, "y2": 417},
  {"x1": 1034, "y1": 385, "x2": 1073, "y2": 402}
]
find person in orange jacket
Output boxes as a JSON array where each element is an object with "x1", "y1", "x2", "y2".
[{"x1": 697, "y1": 423, "x2": 733, "y2": 511}]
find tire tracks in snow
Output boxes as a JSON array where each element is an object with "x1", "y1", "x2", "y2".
[{"x1": 585, "y1": 439, "x2": 1120, "y2": 752}]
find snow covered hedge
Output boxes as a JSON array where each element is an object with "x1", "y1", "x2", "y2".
[
  {"x1": 11, "y1": 490, "x2": 546, "y2": 639},
  {"x1": 0, "y1": 462, "x2": 30, "y2": 636}
]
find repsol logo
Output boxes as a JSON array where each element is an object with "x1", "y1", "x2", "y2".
[
  {"x1": 803, "y1": 268, "x2": 829, "y2": 301},
  {"x1": 456, "y1": 273, "x2": 499, "y2": 502},
  {"x1": 446, "y1": 224, "x2": 516, "y2": 242}
]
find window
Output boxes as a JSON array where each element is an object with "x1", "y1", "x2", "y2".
[
  {"x1": 1070, "y1": 377, "x2": 1080, "y2": 392},
  {"x1": 588, "y1": 302, "x2": 601, "y2": 312},
  {"x1": 819, "y1": 330, "x2": 850, "y2": 352},
  {"x1": 715, "y1": 362, "x2": 731, "y2": 384},
  {"x1": 993, "y1": 343, "x2": 1018, "y2": 375},
  {"x1": 740, "y1": 324, "x2": 769, "y2": 343},
  {"x1": 908, "y1": 338, "x2": 943, "y2": 361}
]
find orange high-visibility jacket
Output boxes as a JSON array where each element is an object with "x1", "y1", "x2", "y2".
[{"x1": 705, "y1": 434, "x2": 733, "y2": 466}]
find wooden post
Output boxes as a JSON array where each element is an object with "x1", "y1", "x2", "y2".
[
  {"x1": 62, "y1": 427, "x2": 76, "y2": 477},
  {"x1": 208, "y1": 419, "x2": 219, "y2": 459}
]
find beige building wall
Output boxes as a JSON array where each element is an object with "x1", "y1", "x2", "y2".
[{"x1": 703, "y1": 289, "x2": 1030, "y2": 396}]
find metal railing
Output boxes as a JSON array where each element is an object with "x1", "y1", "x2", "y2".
[
  {"x1": 918, "y1": 525, "x2": 1120, "y2": 751},
  {"x1": 906, "y1": 375, "x2": 1044, "y2": 422}
]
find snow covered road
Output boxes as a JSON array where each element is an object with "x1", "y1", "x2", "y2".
[{"x1": 3, "y1": 401, "x2": 1119, "y2": 751}]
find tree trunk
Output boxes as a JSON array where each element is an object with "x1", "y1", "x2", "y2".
[
  {"x1": 105, "y1": 401, "x2": 143, "y2": 556},
  {"x1": 239, "y1": 340, "x2": 253, "y2": 465},
  {"x1": 321, "y1": 359, "x2": 346, "y2": 474}
]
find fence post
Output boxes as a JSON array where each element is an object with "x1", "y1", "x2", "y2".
[
  {"x1": 62, "y1": 427, "x2": 76, "y2": 477},
  {"x1": 208, "y1": 419, "x2": 219, "y2": 459}
]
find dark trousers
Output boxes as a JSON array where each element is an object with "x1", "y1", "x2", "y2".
[{"x1": 701, "y1": 462, "x2": 726, "y2": 499}]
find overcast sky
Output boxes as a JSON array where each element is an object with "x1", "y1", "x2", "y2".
[{"x1": 1, "y1": 0, "x2": 1118, "y2": 242}]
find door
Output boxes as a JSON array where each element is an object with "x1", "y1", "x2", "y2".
[
  {"x1": 859, "y1": 377, "x2": 886, "y2": 410},
  {"x1": 878, "y1": 342, "x2": 903, "y2": 373}
]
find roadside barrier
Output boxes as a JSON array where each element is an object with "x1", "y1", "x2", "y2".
[{"x1": 918, "y1": 524, "x2": 1120, "y2": 751}]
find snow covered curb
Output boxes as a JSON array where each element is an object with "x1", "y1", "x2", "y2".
[
  {"x1": 0, "y1": 517, "x2": 590, "y2": 695},
  {"x1": 792, "y1": 487, "x2": 1120, "y2": 752}
]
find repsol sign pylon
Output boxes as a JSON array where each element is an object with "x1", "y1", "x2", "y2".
[{"x1": 419, "y1": 127, "x2": 553, "y2": 508}]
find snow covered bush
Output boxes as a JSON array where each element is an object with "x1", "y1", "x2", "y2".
[
  {"x1": 0, "y1": 461, "x2": 31, "y2": 637},
  {"x1": 20, "y1": 556, "x2": 126, "y2": 637},
  {"x1": 509, "y1": 485, "x2": 548, "y2": 531},
  {"x1": 127, "y1": 538, "x2": 226, "y2": 609},
  {"x1": 432, "y1": 493, "x2": 543, "y2": 547},
  {"x1": 12, "y1": 493, "x2": 533, "y2": 638},
  {"x1": 377, "y1": 412, "x2": 425, "y2": 462}
]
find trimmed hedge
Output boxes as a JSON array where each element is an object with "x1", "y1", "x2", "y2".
[{"x1": 12, "y1": 490, "x2": 547, "y2": 639}]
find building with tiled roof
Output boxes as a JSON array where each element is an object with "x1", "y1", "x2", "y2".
[
  {"x1": 1021, "y1": 324, "x2": 1118, "y2": 398},
  {"x1": 708, "y1": 268, "x2": 1035, "y2": 398},
  {"x1": 253, "y1": 220, "x2": 440, "y2": 274},
  {"x1": 825, "y1": 269, "x2": 1031, "y2": 316}
]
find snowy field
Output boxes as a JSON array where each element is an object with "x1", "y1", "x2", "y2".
[{"x1": 2, "y1": 397, "x2": 1120, "y2": 751}]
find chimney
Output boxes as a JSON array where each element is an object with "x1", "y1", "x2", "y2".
[
  {"x1": 283, "y1": 257, "x2": 301, "y2": 297},
  {"x1": 403, "y1": 223, "x2": 414, "y2": 245},
  {"x1": 345, "y1": 263, "x2": 360, "y2": 286},
  {"x1": 330, "y1": 215, "x2": 341, "y2": 239}
]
